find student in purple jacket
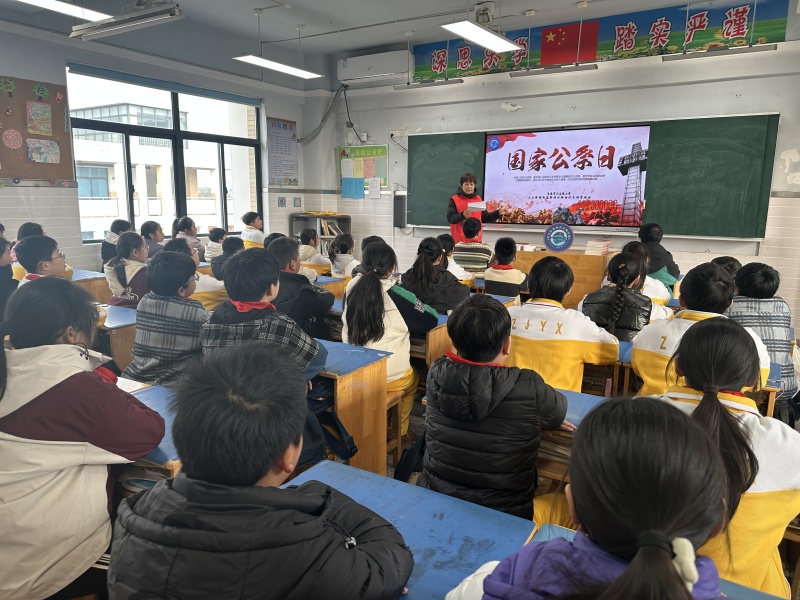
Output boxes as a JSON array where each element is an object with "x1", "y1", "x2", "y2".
[{"x1": 448, "y1": 397, "x2": 729, "y2": 600}]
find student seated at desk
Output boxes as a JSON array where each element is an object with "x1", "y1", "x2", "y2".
[
  {"x1": 269, "y1": 237, "x2": 334, "y2": 339},
  {"x1": 452, "y1": 218, "x2": 493, "y2": 277},
  {"x1": 108, "y1": 343, "x2": 414, "y2": 599},
  {"x1": 328, "y1": 232, "x2": 360, "y2": 277},
  {"x1": 711, "y1": 255, "x2": 742, "y2": 281},
  {"x1": 141, "y1": 220, "x2": 165, "y2": 259},
  {"x1": 266, "y1": 232, "x2": 317, "y2": 283},
  {"x1": 14, "y1": 235, "x2": 68, "y2": 288},
  {"x1": 507, "y1": 257, "x2": 618, "y2": 393},
  {"x1": 124, "y1": 252, "x2": 210, "y2": 386},
  {"x1": 343, "y1": 242, "x2": 439, "y2": 440},
  {"x1": 211, "y1": 236, "x2": 244, "y2": 281},
  {"x1": 104, "y1": 231, "x2": 150, "y2": 308},
  {"x1": 204, "y1": 227, "x2": 227, "y2": 260},
  {"x1": 601, "y1": 241, "x2": 673, "y2": 311},
  {"x1": 666, "y1": 318, "x2": 800, "y2": 598},
  {"x1": 299, "y1": 228, "x2": 332, "y2": 267},
  {"x1": 483, "y1": 236, "x2": 527, "y2": 299},
  {"x1": 400, "y1": 237, "x2": 469, "y2": 315},
  {"x1": 163, "y1": 238, "x2": 228, "y2": 310},
  {"x1": 580, "y1": 253, "x2": 652, "y2": 343},
  {"x1": 101, "y1": 218, "x2": 132, "y2": 264},
  {"x1": 639, "y1": 222, "x2": 680, "y2": 291},
  {"x1": 172, "y1": 216, "x2": 205, "y2": 262},
  {"x1": 419, "y1": 295, "x2": 569, "y2": 519},
  {"x1": 0, "y1": 238, "x2": 17, "y2": 318},
  {"x1": 201, "y1": 247, "x2": 327, "y2": 380},
  {"x1": 437, "y1": 233, "x2": 472, "y2": 282},
  {"x1": 0, "y1": 277, "x2": 164, "y2": 599},
  {"x1": 632, "y1": 263, "x2": 770, "y2": 397},
  {"x1": 240, "y1": 211, "x2": 266, "y2": 249},
  {"x1": 351, "y1": 235, "x2": 385, "y2": 277},
  {"x1": 448, "y1": 397, "x2": 729, "y2": 600}
]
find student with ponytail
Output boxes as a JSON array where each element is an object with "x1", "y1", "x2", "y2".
[
  {"x1": 172, "y1": 216, "x2": 205, "y2": 261},
  {"x1": 400, "y1": 237, "x2": 469, "y2": 314},
  {"x1": 448, "y1": 397, "x2": 729, "y2": 600},
  {"x1": 328, "y1": 232, "x2": 360, "y2": 277},
  {"x1": 104, "y1": 231, "x2": 150, "y2": 308},
  {"x1": 666, "y1": 317, "x2": 800, "y2": 597},
  {"x1": 0, "y1": 277, "x2": 164, "y2": 599},
  {"x1": 343, "y1": 242, "x2": 438, "y2": 439},
  {"x1": 580, "y1": 252, "x2": 652, "y2": 342}
]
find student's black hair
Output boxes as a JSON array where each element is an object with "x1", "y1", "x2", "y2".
[
  {"x1": 108, "y1": 232, "x2": 145, "y2": 288},
  {"x1": 268, "y1": 237, "x2": 300, "y2": 270},
  {"x1": 437, "y1": 233, "x2": 455, "y2": 255},
  {"x1": 361, "y1": 235, "x2": 385, "y2": 251},
  {"x1": 222, "y1": 237, "x2": 244, "y2": 256},
  {"x1": 447, "y1": 294, "x2": 509, "y2": 363},
  {"x1": 638, "y1": 223, "x2": 664, "y2": 244},
  {"x1": 560, "y1": 397, "x2": 727, "y2": 600},
  {"x1": 528, "y1": 256, "x2": 574, "y2": 302},
  {"x1": 605, "y1": 252, "x2": 642, "y2": 336},
  {"x1": 140, "y1": 220, "x2": 161, "y2": 241},
  {"x1": 170, "y1": 341, "x2": 307, "y2": 486},
  {"x1": 494, "y1": 237, "x2": 517, "y2": 265},
  {"x1": 263, "y1": 232, "x2": 286, "y2": 249},
  {"x1": 0, "y1": 278, "x2": 97, "y2": 399},
  {"x1": 621, "y1": 241, "x2": 650, "y2": 289},
  {"x1": 208, "y1": 228, "x2": 226, "y2": 243},
  {"x1": 147, "y1": 251, "x2": 196, "y2": 296},
  {"x1": 404, "y1": 237, "x2": 442, "y2": 297},
  {"x1": 459, "y1": 172, "x2": 477, "y2": 185},
  {"x1": 299, "y1": 228, "x2": 317, "y2": 245},
  {"x1": 171, "y1": 216, "x2": 194, "y2": 239},
  {"x1": 241, "y1": 211, "x2": 260, "y2": 227},
  {"x1": 679, "y1": 263, "x2": 734, "y2": 313},
  {"x1": 110, "y1": 219, "x2": 132, "y2": 235},
  {"x1": 163, "y1": 237, "x2": 192, "y2": 256},
  {"x1": 223, "y1": 248, "x2": 280, "y2": 301},
  {"x1": 15, "y1": 236, "x2": 58, "y2": 274},
  {"x1": 710, "y1": 256, "x2": 742, "y2": 281},
  {"x1": 0, "y1": 238, "x2": 11, "y2": 255},
  {"x1": 0, "y1": 223, "x2": 4, "y2": 235},
  {"x1": 462, "y1": 217, "x2": 482, "y2": 240},
  {"x1": 16, "y1": 222, "x2": 44, "y2": 241},
  {"x1": 669, "y1": 318, "x2": 760, "y2": 519},
  {"x1": 345, "y1": 243, "x2": 397, "y2": 346},
  {"x1": 734, "y1": 262, "x2": 780, "y2": 299},
  {"x1": 328, "y1": 233, "x2": 355, "y2": 264}
]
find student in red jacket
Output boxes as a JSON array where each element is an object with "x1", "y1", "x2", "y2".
[{"x1": 446, "y1": 172, "x2": 506, "y2": 243}]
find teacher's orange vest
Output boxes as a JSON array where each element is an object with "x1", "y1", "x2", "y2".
[{"x1": 449, "y1": 193, "x2": 484, "y2": 243}]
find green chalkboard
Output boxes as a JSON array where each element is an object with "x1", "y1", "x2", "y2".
[
  {"x1": 407, "y1": 132, "x2": 486, "y2": 227},
  {"x1": 643, "y1": 115, "x2": 778, "y2": 238}
]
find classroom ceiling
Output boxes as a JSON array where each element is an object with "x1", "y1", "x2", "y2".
[{"x1": 2, "y1": 0, "x2": 702, "y2": 55}]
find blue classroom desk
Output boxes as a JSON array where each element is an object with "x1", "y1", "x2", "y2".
[
  {"x1": 560, "y1": 389, "x2": 606, "y2": 428},
  {"x1": 316, "y1": 275, "x2": 347, "y2": 298},
  {"x1": 530, "y1": 525, "x2": 781, "y2": 600},
  {"x1": 287, "y1": 461, "x2": 533, "y2": 599},
  {"x1": 71, "y1": 268, "x2": 113, "y2": 304},
  {"x1": 132, "y1": 385, "x2": 180, "y2": 475},
  {"x1": 102, "y1": 305, "x2": 138, "y2": 370}
]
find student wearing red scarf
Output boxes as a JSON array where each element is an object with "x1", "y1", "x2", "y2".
[{"x1": 447, "y1": 173, "x2": 506, "y2": 243}]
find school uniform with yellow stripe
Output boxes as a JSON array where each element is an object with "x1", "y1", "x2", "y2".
[
  {"x1": 632, "y1": 310, "x2": 770, "y2": 397},
  {"x1": 664, "y1": 386, "x2": 800, "y2": 598},
  {"x1": 190, "y1": 273, "x2": 228, "y2": 311},
  {"x1": 507, "y1": 299, "x2": 619, "y2": 392},
  {"x1": 240, "y1": 227, "x2": 266, "y2": 250}
]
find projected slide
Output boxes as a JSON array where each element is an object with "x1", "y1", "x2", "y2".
[{"x1": 484, "y1": 126, "x2": 650, "y2": 227}]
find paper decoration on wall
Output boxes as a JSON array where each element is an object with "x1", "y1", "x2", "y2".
[
  {"x1": 293, "y1": 197, "x2": 302, "y2": 207},
  {"x1": 55, "y1": 92, "x2": 63, "y2": 103},
  {"x1": 26, "y1": 102, "x2": 52, "y2": 136},
  {"x1": 0, "y1": 79, "x2": 15, "y2": 97},
  {"x1": 2, "y1": 129, "x2": 22, "y2": 149},
  {"x1": 32, "y1": 83, "x2": 49, "y2": 102},
  {"x1": 278, "y1": 196, "x2": 287, "y2": 207},
  {"x1": 26, "y1": 139, "x2": 60, "y2": 163}
]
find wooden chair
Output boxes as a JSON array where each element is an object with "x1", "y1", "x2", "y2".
[
  {"x1": 783, "y1": 518, "x2": 800, "y2": 599},
  {"x1": 386, "y1": 390, "x2": 403, "y2": 466}
]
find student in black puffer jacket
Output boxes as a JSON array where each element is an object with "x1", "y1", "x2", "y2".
[
  {"x1": 418, "y1": 294, "x2": 569, "y2": 519},
  {"x1": 580, "y1": 252, "x2": 652, "y2": 342},
  {"x1": 400, "y1": 237, "x2": 470, "y2": 314}
]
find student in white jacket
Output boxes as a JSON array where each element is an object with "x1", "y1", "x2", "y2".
[{"x1": 299, "y1": 228, "x2": 332, "y2": 266}]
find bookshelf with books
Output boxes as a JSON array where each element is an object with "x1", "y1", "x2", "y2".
[{"x1": 289, "y1": 212, "x2": 352, "y2": 256}]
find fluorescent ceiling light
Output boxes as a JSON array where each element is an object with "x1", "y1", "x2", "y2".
[
  {"x1": 393, "y1": 78, "x2": 464, "y2": 91},
  {"x1": 70, "y1": 4, "x2": 182, "y2": 39},
  {"x1": 442, "y1": 21, "x2": 521, "y2": 53},
  {"x1": 233, "y1": 55, "x2": 323, "y2": 79},
  {"x1": 510, "y1": 63, "x2": 598, "y2": 77},
  {"x1": 662, "y1": 44, "x2": 777, "y2": 61},
  {"x1": 15, "y1": 0, "x2": 110, "y2": 21}
]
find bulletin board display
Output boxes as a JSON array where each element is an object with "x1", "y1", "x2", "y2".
[
  {"x1": 0, "y1": 75, "x2": 74, "y2": 183},
  {"x1": 337, "y1": 145, "x2": 389, "y2": 187}
]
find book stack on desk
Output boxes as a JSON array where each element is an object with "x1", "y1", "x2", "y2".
[{"x1": 584, "y1": 239, "x2": 610, "y2": 255}]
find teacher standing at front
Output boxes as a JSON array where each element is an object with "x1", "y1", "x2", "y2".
[{"x1": 446, "y1": 173, "x2": 506, "y2": 243}]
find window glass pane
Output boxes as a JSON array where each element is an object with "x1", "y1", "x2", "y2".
[
  {"x1": 178, "y1": 93, "x2": 256, "y2": 139},
  {"x1": 225, "y1": 145, "x2": 257, "y2": 232},
  {"x1": 74, "y1": 129, "x2": 128, "y2": 240},
  {"x1": 130, "y1": 136, "x2": 175, "y2": 227},
  {"x1": 184, "y1": 141, "x2": 223, "y2": 233}
]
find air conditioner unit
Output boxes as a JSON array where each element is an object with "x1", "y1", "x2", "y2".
[{"x1": 337, "y1": 50, "x2": 413, "y2": 86}]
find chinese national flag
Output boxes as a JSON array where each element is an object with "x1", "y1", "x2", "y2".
[{"x1": 539, "y1": 21, "x2": 599, "y2": 67}]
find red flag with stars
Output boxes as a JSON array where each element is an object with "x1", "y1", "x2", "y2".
[{"x1": 539, "y1": 21, "x2": 599, "y2": 67}]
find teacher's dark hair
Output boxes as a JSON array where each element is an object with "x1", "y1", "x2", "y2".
[
  {"x1": 345, "y1": 242, "x2": 397, "y2": 347},
  {"x1": 462, "y1": 217, "x2": 482, "y2": 240},
  {"x1": 528, "y1": 256, "x2": 574, "y2": 303},
  {"x1": 460, "y1": 173, "x2": 477, "y2": 185}
]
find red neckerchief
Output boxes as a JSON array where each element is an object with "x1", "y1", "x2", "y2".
[
  {"x1": 24, "y1": 274, "x2": 42, "y2": 281},
  {"x1": 490, "y1": 264, "x2": 515, "y2": 270},
  {"x1": 230, "y1": 300, "x2": 275, "y2": 313},
  {"x1": 94, "y1": 366, "x2": 118, "y2": 384},
  {"x1": 719, "y1": 390, "x2": 747, "y2": 397},
  {"x1": 280, "y1": 269, "x2": 293, "y2": 273},
  {"x1": 446, "y1": 350, "x2": 508, "y2": 368}
]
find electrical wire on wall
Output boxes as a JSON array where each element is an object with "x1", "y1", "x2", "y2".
[
  {"x1": 390, "y1": 132, "x2": 407, "y2": 152},
  {"x1": 341, "y1": 86, "x2": 362, "y2": 143},
  {"x1": 296, "y1": 84, "x2": 345, "y2": 144}
]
